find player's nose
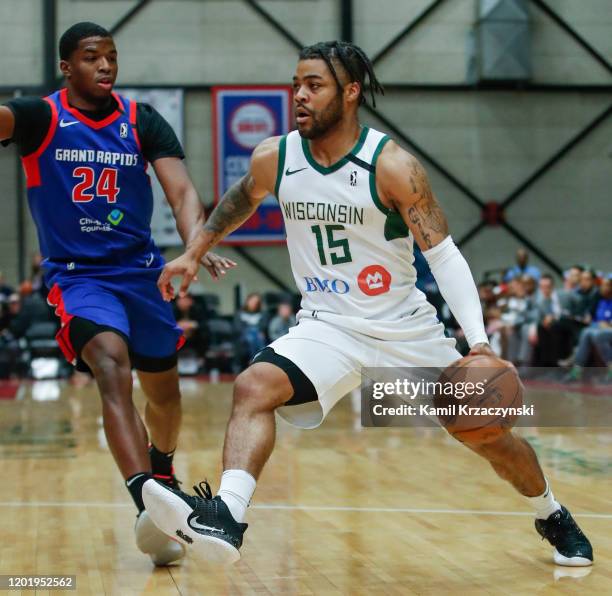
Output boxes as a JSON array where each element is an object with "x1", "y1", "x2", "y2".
[
  {"x1": 294, "y1": 85, "x2": 308, "y2": 103},
  {"x1": 98, "y1": 58, "x2": 112, "y2": 72}
]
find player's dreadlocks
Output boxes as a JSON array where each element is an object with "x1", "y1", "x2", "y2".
[{"x1": 298, "y1": 41, "x2": 385, "y2": 108}]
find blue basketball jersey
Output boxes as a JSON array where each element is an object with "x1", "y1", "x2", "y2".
[{"x1": 23, "y1": 89, "x2": 158, "y2": 264}]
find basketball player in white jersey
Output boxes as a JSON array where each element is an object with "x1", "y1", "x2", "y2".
[{"x1": 143, "y1": 41, "x2": 592, "y2": 567}]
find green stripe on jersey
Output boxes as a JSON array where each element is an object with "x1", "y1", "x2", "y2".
[{"x1": 274, "y1": 135, "x2": 287, "y2": 198}]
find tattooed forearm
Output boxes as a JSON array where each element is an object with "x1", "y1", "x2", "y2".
[
  {"x1": 414, "y1": 195, "x2": 447, "y2": 235},
  {"x1": 403, "y1": 157, "x2": 449, "y2": 245},
  {"x1": 203, "y1": 175, "x2": 258, "y2": 241},
  {"x1": 408, "y1": 206, "x2": 433, "y2": 248}
]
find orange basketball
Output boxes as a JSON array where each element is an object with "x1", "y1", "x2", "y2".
[{"x1": 433, "y1": 354, "x2": 523, "y2": 445}]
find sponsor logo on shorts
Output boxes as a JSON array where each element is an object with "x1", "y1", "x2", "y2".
[
  {"x1": 303, "y1": 276, "x2": 350, "y2": 294},
  {"x1": 357, "y1": 265, "x2": 392, "y2": 296}
]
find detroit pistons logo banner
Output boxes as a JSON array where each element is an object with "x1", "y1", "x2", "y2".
[{"x1": 212, "y1": 86, "x2": 292, "y2": 244}]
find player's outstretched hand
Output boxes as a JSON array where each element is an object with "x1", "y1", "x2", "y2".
[
  {"x1": 157, "y1": 251, "x2": 200, "y2": 301},
  {"x1": 201, "y1": 252, "x2": 237, "y2": 281}
]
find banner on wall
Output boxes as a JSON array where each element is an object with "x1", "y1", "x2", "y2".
[
  {"x1": 118, "y1": 88, "x2": 184, "y2": 248},
  {"x1": 212, "y1": 86, "x2": 292, "y2": 244}
]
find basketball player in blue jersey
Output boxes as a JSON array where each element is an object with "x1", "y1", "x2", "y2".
[
  {"x1": 0, "y1": 22, "x2": 235, "y2": 566},
  {"x1": 142, "y1": 42, "x2": 593, "y2": 568}
]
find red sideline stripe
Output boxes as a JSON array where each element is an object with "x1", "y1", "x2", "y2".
[
  {"x1": 47, "y1": 284, "x2": 77, "y2": 365},
  {"x1": 0, "y1": 380, "x2": 21, "y2": 400}
]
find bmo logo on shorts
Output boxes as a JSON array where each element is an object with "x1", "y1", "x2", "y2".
[
  {"x1": 358, "y1": 265, "x2": 392, "y2": 296},
  {"x1": 304, "y1": 277, "x2": 350, "y2": 294},
  {"x1": 230, "y1": 102, "x2": 276, "y2": 149}
]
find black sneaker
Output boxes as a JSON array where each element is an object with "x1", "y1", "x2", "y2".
[
  {"x1": 535, "y1": 506, "x2": 593, "y2": 566},
  {"x1": 142, "y1": 478, "x2": 247, "y2": 564}
]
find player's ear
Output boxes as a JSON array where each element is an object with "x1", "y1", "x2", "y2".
[
  {"x1": 59, "y1": 60, "x2": 71, "y2": 79},
  {"x1": 344, "y1": 81, "x2": 361, "y2": 105}
]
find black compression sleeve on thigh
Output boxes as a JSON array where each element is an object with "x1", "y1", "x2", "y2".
[
  {"x1": 131, "y1": 352, "x2": 178, "y2": 373},
  {"x1": 69, "y1": 316, "x2": 129, "y2": 357},
  {"x1": 250, "y1": 347, "x2": 318, "y2": 406}
]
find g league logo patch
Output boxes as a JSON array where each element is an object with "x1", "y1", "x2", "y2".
[
  {"x1": 350, "y1": 170, "x2": 357, "y2": 186},
  {"x1": 120, "y1": 123, "x2": 129, "y2": 138}
]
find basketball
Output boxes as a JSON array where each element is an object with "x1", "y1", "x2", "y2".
[{"x1": 433, "y1": 354, "x2": 523, "y2": 445}]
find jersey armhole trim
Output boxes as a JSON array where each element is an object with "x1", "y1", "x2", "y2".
[
  {"x1": 21, "y1": 96, "x2": 58, "y2": 188},
  {"x1": 369, "y1": 135, "x2": 392, "y2": 215},
  {"x1": 129, "y1": 100, "x2": 142, "y2": 150},
  {"x1": 274, "y1": 135, "x2": 287, "y2": 199}
]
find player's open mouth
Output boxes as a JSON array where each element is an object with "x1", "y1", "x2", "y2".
[
  {"x1": 295, "y1": 108, "x2": 311, "y2": 124},
  {"x1": 96, "y1": 80, "x2": 113, "y2": 90}
]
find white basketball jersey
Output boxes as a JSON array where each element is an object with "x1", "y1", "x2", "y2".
[{"x1": 276, "y1": 126, "x2": 425, "y2": 339}]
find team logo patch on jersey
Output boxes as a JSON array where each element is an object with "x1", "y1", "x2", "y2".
[
  {"x1": 120, "y1": 123, "x2": 129, "y2": 138},
  {"x1": 357, "y1": 265, "x2": 392, "y2": 296},
  {"x1": 350, "y1": 170, "x2": 357, "y2": 186}
]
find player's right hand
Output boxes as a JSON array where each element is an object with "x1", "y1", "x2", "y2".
[{"x1": 157, "y1": 251, "x2": 200, "y2": 301}]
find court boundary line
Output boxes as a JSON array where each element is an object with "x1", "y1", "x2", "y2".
[{"x1": 0, "y1": 501, "x2": 610, "y2": 518}]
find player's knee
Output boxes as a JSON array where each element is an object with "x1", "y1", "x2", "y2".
[
  {"x1": 88, "y1": 350, "x2": 131, "y2": 383},
  {"x1": 233, "y1": 367, "x2": 286, "y2": 413}
]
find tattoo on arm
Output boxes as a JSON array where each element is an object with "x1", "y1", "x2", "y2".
[
  {"x1": 203, "y1": 175, "x2": 257, "y2": 241},
  {"x1": 408, "y1": 206, "x2": 432, "y2": 248},
  {"x1": 405, "y1": 159, "x2": 449, "y2": 249}
]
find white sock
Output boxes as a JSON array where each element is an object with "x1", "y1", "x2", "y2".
[
  {"x1": 528, "y1": 479, "x2": 561, "y2": 519},
  {"x1": 217, "y1": 469, "x2": 256, "y2": 523}
]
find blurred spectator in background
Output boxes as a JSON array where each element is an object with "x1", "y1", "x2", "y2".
[
  {"x1": 173, "y1": 293, "x2": 208, "y2": 358},
  {"x1": 0, "y1": 294, "x2": 23, "y2": 378},
  {"x1": 8, "y1": 284, "x2": 56, "y2": 339},
  {"x1": 497, "y1": 276, "x2": 538, "y2": 365},
  {"x1": 29, "y1": 253, "x2": 47, "y2": 298},
  {"x1": 562, "y1": 265, "x2": 583, "y2": 293},
  {"x1": 532, "y1": 274, "x2": 562, "y2": 366},
  {"x1": 555, "y1": 268, "x2": 600, "y2": 364},
  {"x1": 504, "y1": 248, "x2": 541, "y2": 282},
  {"x1": 0, "y1": 293, "x2": 22, "y2": 333},
  {"x1": 0, "y1": 272, "x2": 14, "y2": 301},
  {"x1": 234, "y1": 292, "x2": 267, "y2": 370},
  {"x1": 565, "y1": 276, "x2": 612, "y2": 381},
  {"x1": 268, "y1": 300, "x2": 296, "y2": 342}
]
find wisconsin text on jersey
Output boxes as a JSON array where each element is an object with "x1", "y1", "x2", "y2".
[
  {"x1": 282, "y1": 201, "x2": 364, "y2": 225},
  {"x1": 55, "y1": 148, "x2": 139, "y2": 166}
]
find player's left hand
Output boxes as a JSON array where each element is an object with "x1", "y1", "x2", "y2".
[
  {"x1": 201, "y1": 252, "x2": 237, "y2": 281},
  {"x1": 157, "y1": 251, "x2": 200, "y2": 301}
]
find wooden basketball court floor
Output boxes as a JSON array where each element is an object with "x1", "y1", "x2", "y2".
[{"x1": 0, "y1": 377, "x2": 610, "y2": 595}]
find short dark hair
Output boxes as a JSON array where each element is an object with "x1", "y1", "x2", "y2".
[
  {"x1": 298, "y1": 41, "x2": 384, "y2": 108},
  {"x1": 59, "y1": 22, "x2": 112, "y2": 60},
  {"x1": 541, "y1": 273, "x2": 554, "y2": 282}
]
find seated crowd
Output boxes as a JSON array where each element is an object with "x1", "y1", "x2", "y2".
[{"x1": 0, "y1": 250, "x2": 609, "y2": 381}]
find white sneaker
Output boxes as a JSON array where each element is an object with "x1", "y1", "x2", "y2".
[{"x1": 135, "y1": 510, "x2": 186, "y2": 566}]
